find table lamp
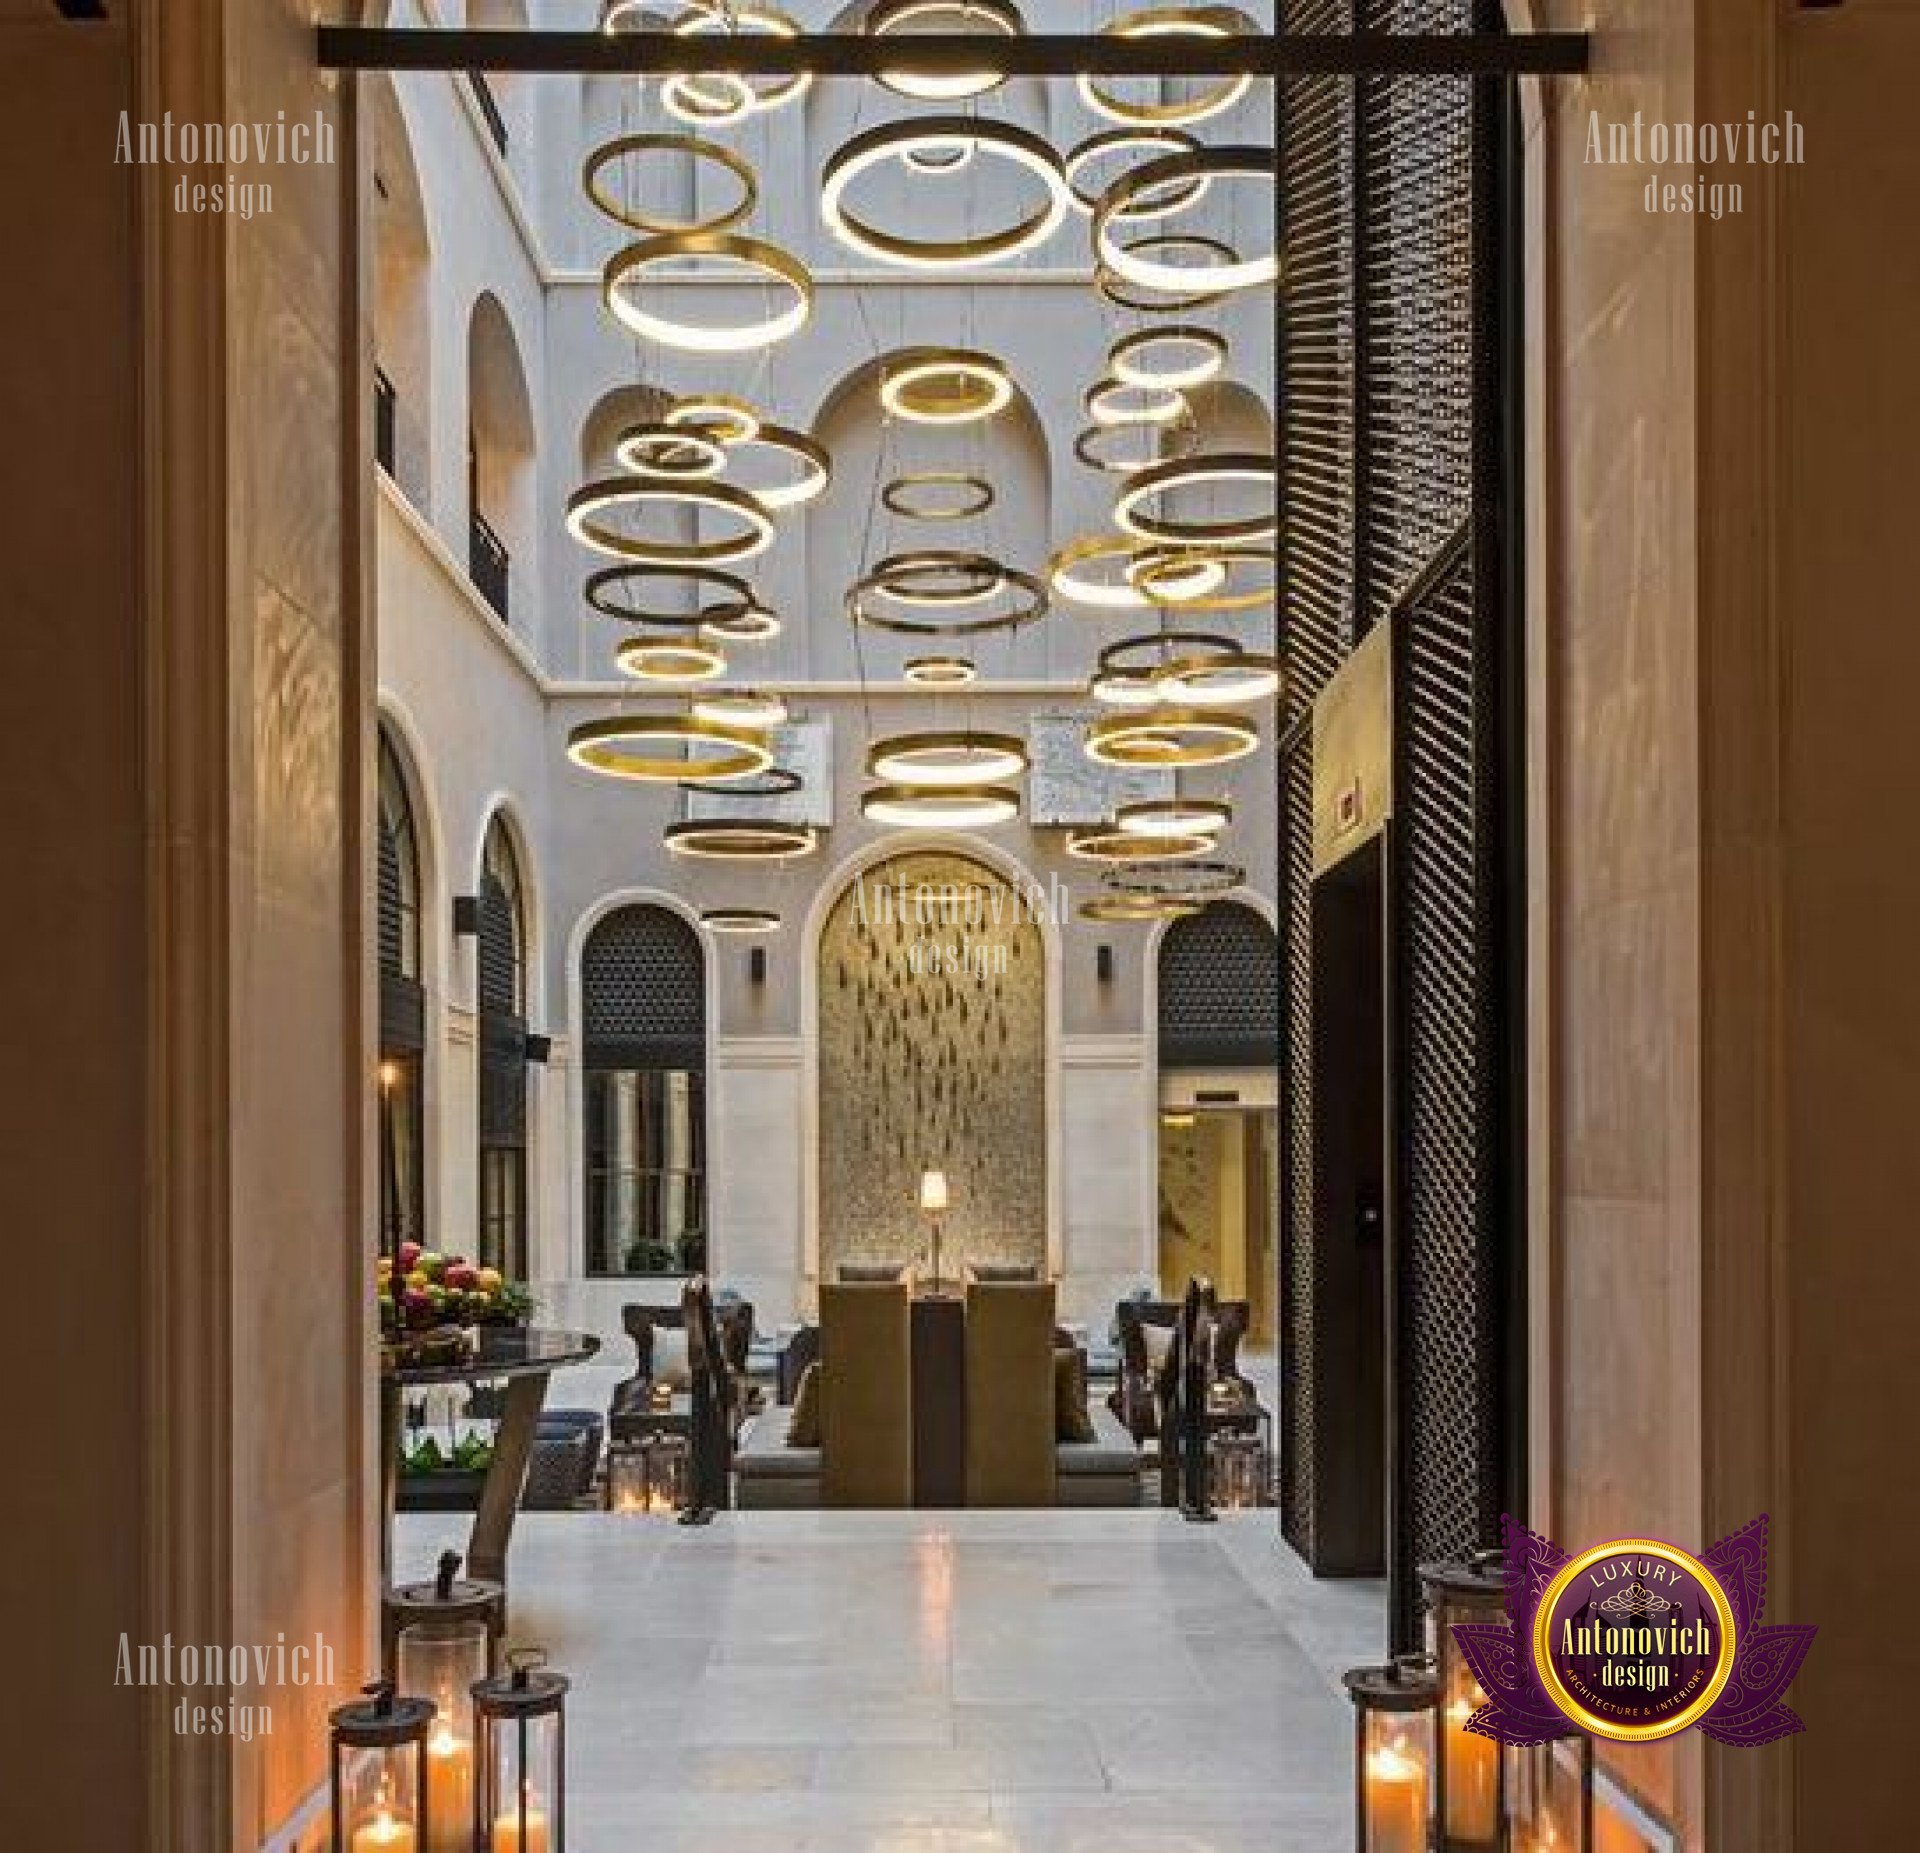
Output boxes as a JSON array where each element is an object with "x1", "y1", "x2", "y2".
[{"x1": 919, "y1": 1169, "x2": 950, "y2": 1294}]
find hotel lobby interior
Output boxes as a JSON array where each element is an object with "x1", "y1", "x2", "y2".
[{"x1": 8, "y1": 3, "x2": 1918, "y2": 1852}]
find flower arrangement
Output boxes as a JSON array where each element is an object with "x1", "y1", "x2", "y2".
[{"x1": 379, "y1": 1240, "x2": 533, "y2": 1336}]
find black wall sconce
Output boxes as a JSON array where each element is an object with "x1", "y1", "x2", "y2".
[
  {"x1": 452, "y1": 894, "x2": 482, "y2": 937},
  {"x1": 524, "y1": 1032, "x2": 553, "y2": 1065},
  {"x1": 748, "y1": 948, "x2": 768, "y2": 986},
  {"x1": 1095, "y1": 944, "x2": 1115, "y2": 984}
]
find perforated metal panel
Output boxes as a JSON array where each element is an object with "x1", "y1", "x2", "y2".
[
  {"x1": 582, "y1": 905, "x2": 706, "y2": 1073},
  {"x1": 1157, "y1": 903, "x2": 1280, "y2": 1070}
]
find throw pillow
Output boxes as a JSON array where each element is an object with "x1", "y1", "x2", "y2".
[
  {"x1": 651, "y1": 1325, "x2": 691, "y2": 1391},
  {"x1": 788, "y1": 1361, "x2": 823, "y2": 1447},
  {"x1": 1053, "y1": 1348, "x2": 1097, "y2": 1443}
]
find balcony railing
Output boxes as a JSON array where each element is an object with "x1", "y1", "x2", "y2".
[
  {"x1": 467, "y1": 70, "x2": 509, "y2": 156},
  {"x1": 469, "y1": 510, "x2": 511, "y2": 624},
  {"x1": 374, "y1": 368, "x2": 398, "y2": 478}
]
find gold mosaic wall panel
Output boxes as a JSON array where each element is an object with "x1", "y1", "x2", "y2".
[{"x1": 817, "y1": 852, "x2": 1046, "y2": 1280}]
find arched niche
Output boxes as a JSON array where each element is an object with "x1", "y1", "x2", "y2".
[
  {"x1": 370, "y1": 75, "x2": 432, "y2": 509},
  {"x1": 815, "y1": 848, "x2": 1047, "y2": 1282},
  {"x1": 467, "y1": 292, "x2": 537, "y2": 625},
  {"x1": 805, "y1": 349, "x2": 1051, "y2": 680}
]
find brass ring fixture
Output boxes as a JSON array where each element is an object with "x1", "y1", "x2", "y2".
[
  {"x1": 691, "y1": 688, "x2": 789, "y2": 728},
  {"x1": 1048, "y1": 534, "x2": 1226, "y2": 611},
  {"x1": 1090, "y1": 665, "x2": 1170, "y2": 708},
  {"x1": 881, "y1": 472, "x2": 997, "y2": 522},
  {"x1": 1084, "y1": 707, "x2": 1260, "y2": 767},
  {"x1": 662, "y1": 6, "x2": 811, "y2": 124},
  {"x1": 680, "y1": 764, "x2": 803, "y2": 798},
  {"x1": 567, "y1": 714, "x2": 775, "y2": 784},
  {"x1": 1080, "y1": 892, "x2": 1204, "y2": 923},
  {"x1": 1097, "y1": 630, "x2": 1242, "y2": 674},
  {"x1": 902, "y1": 655, "x2": 979, "y2": 687},
  {"x1": 1110, "y1": 325, "x2": 1228, "y2": 391},
  {"x1": 614, "y1": 636, "x2": 730, "y2": 683},
  {"x1": 582, "y1": 132, "x2": 758, "y2": 235},
  {"x1": 1112, "y1": 451, "x2": 1279, "y2": 546},
  {"x1": 1096, "y1": 150, "x2": 1280, "y2": 295},
  {"x1": 567, "y1": 475, "x2": 775, "y2": 566},
  {"x1": 709, "y1": 423, "x2": 832, "y2": 512},
  {"x1": 1102, "y1": 856, "x2": 1247, "y2": 899},
  {"x1": 821, "y1": 117, "x2": 1070, "y2": 270},
  {"x1": 664, "y1": 819, "x2": 819, "y2": 861},
  {"x1": 1077, "y1": 7, "x2": 1259, "y2": 129},
  {"x1": 659, "y1": 70, "x2": 756, "y2": 130},
  {"x1": 1127, "y1": 541, "x2": 1275, "y2": 611},
  {"x1": 1066, "y1": 826, "x2": 1215, "y2": 863},
  {"x1": 1064, "y1": 128, "x2": 1209, "y2": 218},
  {"x1": 701, "y1": 907, "x2": 783, "y2": 933},
  {"x1": 1158, "y1": 644, "x2": 1285, "y2": 706},
  {"x1": 1085, "y1": 375, "x2": 1189, "y2": 428},
  {"x1": 849, "y1": 556, "x2": 1048, "y2": 637},
  {"x1": 663, "y1": 394, "x2": 763, "y2": 447},
  {"x1": 612, "y1": 422, "x2": 728, "y2": 479},
  {"x1": 1073, "y1": 420, "x2": 1174, "y2": 476},
  {"x1": 1117, "y1": 796, "x2": 1233, "y2": 837},
  {"x1": 1096, "y1": 233, "x2": 1240, "y2": 314},
  {"x1": 863, "y1": 549, "x2": 1008, "y2": 608},
  {"x1": 603, "y1": 232, "x2": 813, "y2": 353},
  {"x1": 585, "y1": 563, "x2": 757, "y2": 630},
  {"x1": 878, "y1": 348, "x2": 1014, "y2": 426},
  {"x1": 869, "y1": 0, "x2": 1023, "y2": 100},
  {"x1": 866, "y1": 730, "x2": 1029, "y2": 788},
  {"x1": 701, "y1": 602, "x2": 783, "y2": 641},
  {"x1": 862, "y1": 784, "x2": 1022, "y2": 828}
]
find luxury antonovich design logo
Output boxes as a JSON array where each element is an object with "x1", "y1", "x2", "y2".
[
  {"x1": 1455, "y1": 1515, "x2": 1815, "y2": 1748},
  {"x1": 114, "y1": 109, "x2": 337, "y2": 218}
]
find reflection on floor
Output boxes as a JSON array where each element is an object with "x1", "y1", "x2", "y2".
[{"x1": 398, "y1": 1508, "x2": 1384, "y2": 1853}]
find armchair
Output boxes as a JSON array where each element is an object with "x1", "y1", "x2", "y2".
[{"x1": 1110, "y1": 1294, "x2": 1261, "y2": 1442}]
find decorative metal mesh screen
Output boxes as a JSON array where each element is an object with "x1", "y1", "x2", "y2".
[
  {"x1": 1279, "y1": 743, "x2": 1319, "y2": 1557},
  {"x1": 1157, "y1": 903, "x2": 1281, "y2": 1070},
  {"x1": 581, "y1": 905, "x2": 706, "y2": 1073}
]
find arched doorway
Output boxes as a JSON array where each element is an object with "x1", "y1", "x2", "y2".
[{"x1": 815, "y1": 849, "x2": 1046, "y2": 1284}]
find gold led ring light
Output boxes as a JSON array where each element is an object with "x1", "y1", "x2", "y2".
[
  {"x1": 566, "y1": 714, "x2": 775, "y2": 784},
  {"x1": 664, "y1": 819, "x2": 819, "y2": 861},
  {"x1": 1073, "y1": 420, "x2": 1176, "y2": 476},
  {"x1": 1096, "y1": 233, "x2": 1239, "y2": 315},
  {"x1": 691, "y1": 688, "x2": 789, "y2": 728},
  {"x1": 902, "y1": 655, "x2": 979, "y2": 687},
  {"x1": 1109, "y1": 326, "x2": 1228, "y2": 392},
  {"x1": 881, "y1": 472, "x2": 997, "y2": 522},
  {"x1": 1112, "y1": 451, "x2": 1279, "y2": 546},
  {"x1": 1064, "y1": 128, "x2": 1211, "y2": 219},
  {"x1": 705, "y1": 423, "x2": 832, "y2": 512},
  {"x1": 865, "y1": 730, "x2": 1029, "y2": 788},
  {"x1": 848, "y1": 556, "x2": 1049, "y2": 637},
  {"x1": 1096, "y1": 149, "x2": 1281, "y2": 295},
  {"x1": 879, "y1": 349, "x2": 1014, "y2": 426},
  {"x1": 863, "y1": 548, "x2": 1009, "y2": 608},
  {"x1": 612, "y1": 421, "x2": 728, "y2": 480},
  {"x1": 614, "y1": 635, "x2": 730, "y2": 682},
  {"x1": 821, "y1": 116, "x2": 1070, "y2": 270},
  {"x1": 1084, "y1": 375, "x2": 1189, "y2": 428},
  {"x1": 663, "y1": 395, "x2": 763, "y2": 447},
  {"x1": 701, "y1": 907, "x2": 783, "y2": 933},
  {"x1": 1156, "y1": 643, "x2": 1285, "y2": 706},
  {"x1": 1077, "y1": 7, "x2": 1259, "y2": 129},
  {"x1": 1117, "y1": 795, "x2": 1233, "y2": 838},
  {"x1": 1127, "y1": 541, "x2": 1275, "y2": 612},
  {"x1": 862, "y1": 784, "x2": 1022, "y2": 828},
  {"x1": 1084, "y1": 707, "x2": 1260, "y2": 768},
  {"x1": 567, "y1": 475, "x2": 775, "y2": 565},
  {"x1": 602, "y1": 232, "x2": 813, "y2": 353},
  {"x1": 868, "y1": 0, "x2": 1024, "y2": 101},
  {"x1": 702, "y1": 602, "x2": 783, "y2": 641},
  {"x1": 585, "y1": 563, "x2": 759, "y2": 630},
  {"x1": 1095, "y1": 627, "x2": 1240, "y2": 701},
  {"x1": 1080, "y1": 892, "x2": 1203, "y2": 923},
  {"x1": 680, "y1": 764, "x2": 804, "y2": 798},
  {"x1": 1103, "y1": 856, "x2": 1246, "y2": 899},
  {"x1": 582, "y1": 133, "x2": 759, "y2": 236},
  {"x1": 1048, "y1": 535, "x2": 1226, "y2": 611},
  {"x1": 1065, "y1": 826, "x2": 1215, "y2": 864},
  {"x1": 662, "y1": 6, "x2": 812, "y2": 125}
]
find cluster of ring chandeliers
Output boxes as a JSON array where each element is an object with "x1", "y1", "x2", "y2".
[{"x1": 859, "y1": 727, "x2": 1030, "y2": 829}]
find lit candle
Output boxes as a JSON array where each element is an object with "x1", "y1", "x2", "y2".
[
  {"x1": 351, "y1": 1807, "x2": 418, "y2": 1853},
  {"x1": 490, "y1": 1795, "x2": 551, "y2": 1853},
  {"x1": 1364, "y1": 1741, "x2": 1426, "y2": 1853},
  {"x1": 424, "y1": 1723, "x2": 473, "y2": 1853},
  {"x1": 1445, "y1": 1692, "x2": 1500, "y2": 1841}
]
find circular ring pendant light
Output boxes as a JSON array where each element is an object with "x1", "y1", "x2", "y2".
[
  {"x1": 1095, "y1": 149, "x2": 1280, "y2": 295},
  {"x1": 878, "y1": 349, "x2": 1014, "y2": 425},
  {"x1": 582, "y1": 133, "x2": 758, "y2": 235},
  {"x1": 567, "y1": 714, "x2": 775, "y2": 784},
  {"x1": 1080, "y1": 893, "x2": 1204, "y2": 923},
  {"x1": 706, "y1": 423, "x2": 832, "y2": 511},
  {"x1": 1048, "y1": 535, "x2": 1226, "y2": 611},
  {"x1": 1158, "y1": 644, "x2": 1285, "y2": 706},
  {"x1": 567, "y1": 475, "x2": 775, "y2": 566},
  {"x1": 902, "y1": 655, "x2": 979, "y2": 687},
  {"x1": 1073, "y1": 420, "x2": 1174, "y2": 476},
  {"x1": 701, "y1": 907, "x2": 783, "y2": 933},
  {"x1": 868, "y1": 0, "x2": 1023, "y2": 100},
  {"x1": 862, "y1": 549, "x2": 1009, "y2": 608},
  {"x1": 1077, "y1": 7, "x2": 1259, "y2": 129},
  {"x1": 663, "y1": 395, "x2": 763, "y2": 447},
  {"x1": 603, "y1": 232, "x2": 813, "y2": 353},
  {"x1": 1085, "y1": 707, "x2": 1260, "y2": 768},
  {"x1": 1066, "y1": 826, "x2": 1215, "y2": 863},
  {"x1": 665, "y1": 819, "x2": 819, "y2": 861},
  {"x1": 821, "y1": 117, "x2": 1070, "y2": 270},
  {"x1": 585, "y1": 563, "x2": 759, "y2": 630},
  {"x1": 1084, "y1": 376, "x2": 1189, "y2": 427},
  {"x1": 1103, "y1": 856, "x2": 1246, "y2": 899},
  {"x1": 611, "y1": 421, "x2": 728, "y2": 479},
  {"x1": 691, "y1": 688, "x2": 789, "y2": 728},
  {"x1": 1064, "y1": 127, "x2": 1209, "y2": 218},
  {"x1": 1109, "y1": 325, "x2": 1228, "y2": 392},
  {"x1": 866, "y1": 730, "x2": 1029, "y2": 788},
  {"x1": 849, "y1": 557, "x2": 1048, "y2": 637},
  {"x1": 1117, "y1": 796, "x2": 1233, "y2": 837},
  {"x1": 662, "y1": 6, "x2": 812, "y2": 124},
  {"x1": 881, "y1": 472, "x2": 997, "y2": 522},
  {"x1": 1112, "y1": 451, "x2": 1279, "y2": 546},
  {"x1": 1096, "y1": 233, "x2": 1240, "y2": 314},
  {"x1": 614, "y1": 636, "x2": 729, "y2": 682},
  {"x1": 702, "y1": 602, "x2": 783, "y2": 641},
  {"x1": 862, "y1": 784, "x2": 1022, "y2": 828},
  {"x1": 1127, "y1": 542, "x2": 1275, "y2": 611},
  {"x1": 680, "y1": 764, "x2": 803, "y2": 798}
]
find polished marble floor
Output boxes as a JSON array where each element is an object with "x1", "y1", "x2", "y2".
[{"x1": 399, "y1": 1507, "x2": 1384, "y2": 1853}]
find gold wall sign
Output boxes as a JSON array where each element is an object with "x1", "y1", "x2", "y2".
[{"x1": 1311, "y1": 622, "x2": 1392, "y2": 875}]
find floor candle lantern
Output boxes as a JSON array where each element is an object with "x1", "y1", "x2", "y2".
[
  {"x1": 396, "y1": 1616, "x2": 491, "y2": 1853},
  {"x1": 330, "y1": 1681, "x2": 434, "y2": 1853},
  {"x1": 1344, "y1": 1655, "x2": 1438, "y2": 1853},
  {"x1": 473, "y1": 1648, "x2": 569, "y2": 1853},
  {"x1": 1207, "y1": 1431, "x2": 1269, "y2": 1509},
  {"x1": 1422, "y1": 1552, "x2": 1510, "y2": 1850},
  {"x1": 1515, "y1": 1736, "x2": 1593, "y2": 1853},
  {"x1": 603, "y1": 1430, "x2": 690, "y2": 1515},
  {"x1": 383, "y1": 1548, "x2": 504, "y2": 1684}
]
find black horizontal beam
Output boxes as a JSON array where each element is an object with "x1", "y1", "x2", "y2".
[{"x1": 315, "y1": 27, "x2": 1590, "y2": 80}]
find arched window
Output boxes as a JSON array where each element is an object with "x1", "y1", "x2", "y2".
[
  {"x1": 477, "y1": 815, "x2": 531, "y2": 1274},
  {"x1": 370, "y1": 77, "x2": 431, "y2": 507},
  {"x1": 580, "y1": 905, "x2": 707, "y2": 1278},
  {"x1": 378, "y1": 729, "x2": 427, "y2": 1248},
  {"x1": 1158, "y1": 901, "x2": 1280, "y2": 1070},
  {"x1": 466, "y1": 293, "x2": 535, "y2": 625}
]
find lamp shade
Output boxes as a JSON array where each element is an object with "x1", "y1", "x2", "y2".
[{"x1": 918, "y1": 1169, "x2": 950, "y2": 1213}]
